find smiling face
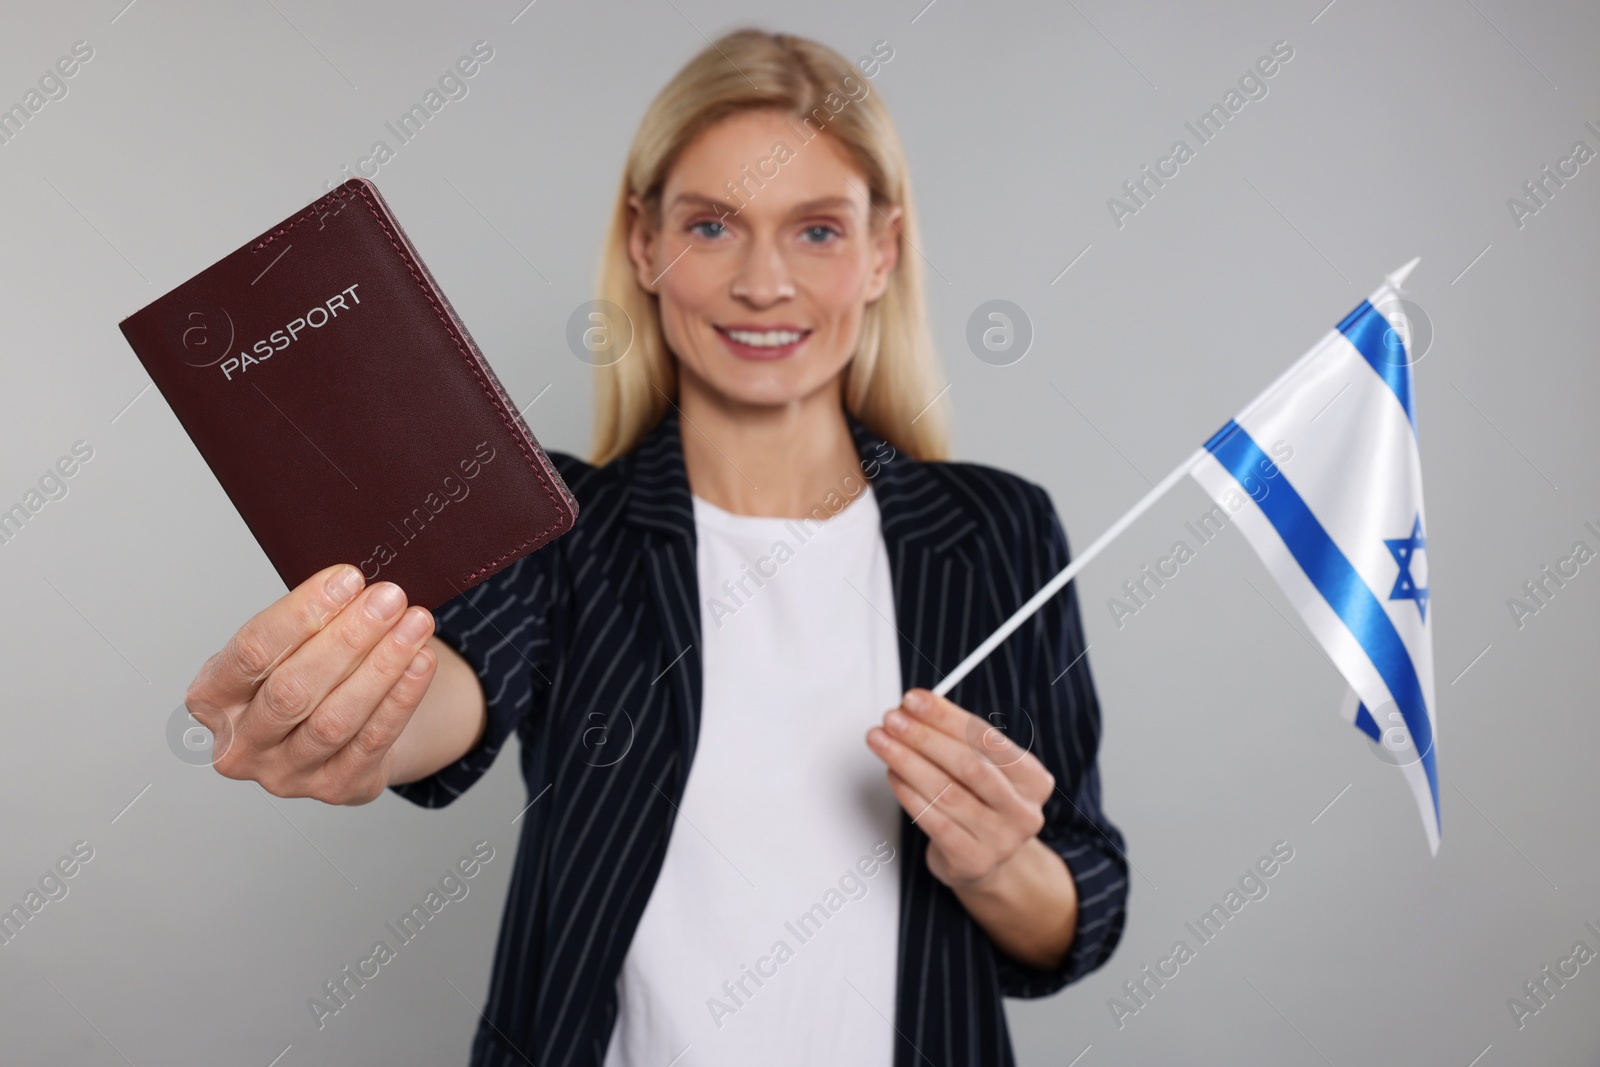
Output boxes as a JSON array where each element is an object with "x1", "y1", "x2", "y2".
[{"x1": 628, "y1": 108, "x2": 902, "y2": 411}]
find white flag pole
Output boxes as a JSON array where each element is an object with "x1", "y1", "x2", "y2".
[
  {"x1": 930, "y1": 447, "x2": 1204, "y2": 697},
  {"x1": 930, "y1": 257, "x2": 1421, "y2": 699}
]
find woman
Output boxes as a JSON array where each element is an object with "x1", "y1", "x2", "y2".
[{"x1": 184, "y1": 29, "x2": 1127, "y2": 1067}]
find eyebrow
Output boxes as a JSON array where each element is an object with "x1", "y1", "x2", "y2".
[
  {"x1": 791, "y1": 196, "x2": 858, "y2": 213},
  {"x1": 665, "y1": 192, "x2": 863, "y2": 217}
]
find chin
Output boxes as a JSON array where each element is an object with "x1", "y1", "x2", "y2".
[{"x1": 706, "y1": 373, "x2": 816, "y2": 409}]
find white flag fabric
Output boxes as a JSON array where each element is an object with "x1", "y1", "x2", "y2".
[{"x1": 1189, "y1": 269, "x2": 1439, "y2": 854}]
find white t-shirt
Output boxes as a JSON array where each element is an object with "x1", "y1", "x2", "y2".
[{"x1": 602, "y1": 482, "x2": 904, "y2": 1067}]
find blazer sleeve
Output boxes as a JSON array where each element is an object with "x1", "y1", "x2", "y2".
[
  {"x1": 387, "y1": 541, "x2": 565, "y2": 808},
  {"x1": 993, "y1": 484, "x2": 1130, "y2": 998}
]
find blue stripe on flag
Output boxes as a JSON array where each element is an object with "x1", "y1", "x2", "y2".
[
  {"x1": 1337, "y1": 300, "x2": 1416, "y2": 430},
  {"x1": 1205, "y1": 420, "x2": 1439, "y2": 831},
  {"x1": 1353, "y1": 701, "x2": 1381, "y2": 741}
]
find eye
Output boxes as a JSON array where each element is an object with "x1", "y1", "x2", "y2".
[
  {"x1": 689, "y1": 219, "x2": 729, "y2": 240},
  {"x1": 800, "y1": 224, "x2": 841, "y2": 244}
]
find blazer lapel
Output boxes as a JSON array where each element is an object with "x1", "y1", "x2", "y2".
[
  {"x1": 623, "y1": 407, "x2": 704, "y2": 800},
  {"x1": 846, "y1": 413, "x2": 980, "y2": 691}
]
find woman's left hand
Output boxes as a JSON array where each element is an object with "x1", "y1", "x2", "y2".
[
  {"x1": 865, "y1": 687, "x2": 1054, "y2": 891},
  {"x1": 866, "y1": 688, "x2": 1079, "y2": 968}
]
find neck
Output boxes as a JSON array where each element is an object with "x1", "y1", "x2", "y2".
[{"x1": 675, "y1": 367, "x2": 864, "y2": 518}]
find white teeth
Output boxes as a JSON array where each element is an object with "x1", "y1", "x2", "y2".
[{"x1": 724, "y1": 328, "x2": 804, "y2": 347}]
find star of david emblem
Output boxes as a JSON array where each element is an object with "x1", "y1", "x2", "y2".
[{"x1": 1384, "y1": 515, "x2": 1428, "y2": 622}]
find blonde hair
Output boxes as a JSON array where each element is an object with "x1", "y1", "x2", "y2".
[{"x1": 589, "y1": 28, "x2": 950, "y2": 465}]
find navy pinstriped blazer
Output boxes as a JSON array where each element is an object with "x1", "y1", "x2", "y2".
[{"x1": 393, "y1": 406, "x2": 1128, "y2": 1067}]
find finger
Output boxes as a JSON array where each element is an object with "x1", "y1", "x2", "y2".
[
  {"x1": 885, "y1": 769, "x2": 981, "y2": 854},
  {"x1": 282, "y1": 605, "x2": 435, "y2": 765},
  {"x1": 320, "y1": 644, "x2": 437, "y2": 795},
  {"x1": 238, "y1": 580, "x2": 411, "y2": 749},
  {"x1": 965, "y1": 724, "x2": 1054, "y2": 806},
  {"x1": 192, "y1": 563, "x2": 366, "y2": 711},
  {"x1": 902, "y1": 689, "x2": 1055, "y2": 805},
  {"x1": 867, "y1": 724, "x2": 995, "y2": 841},
  {"x1": 898, "y1": 689, "x2": 973, "y2": 741},
  {"x1": 880, "y1": 705, "x2": 1020, "y2": 816}
]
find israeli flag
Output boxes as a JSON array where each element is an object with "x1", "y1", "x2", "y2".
[{"x1": 1189, "y1": 259, "x2": 1440, "y2": 854}]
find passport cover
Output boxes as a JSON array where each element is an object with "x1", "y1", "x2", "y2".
[{"x1": 119, "y1": 177, "x2": 577, "y2": 610}]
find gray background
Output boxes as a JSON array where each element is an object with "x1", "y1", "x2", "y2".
[{"x1": 1, "y1": 0, "x2": 1595, "y2": 1064}]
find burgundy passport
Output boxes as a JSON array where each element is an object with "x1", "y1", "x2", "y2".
[{"x1": 119, "y1": 178, "x2": 577, "y2": 610}]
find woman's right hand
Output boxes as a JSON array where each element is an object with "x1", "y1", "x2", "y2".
[{"x1": 184, "y1": 563, "x2": 441, "y2": 805}]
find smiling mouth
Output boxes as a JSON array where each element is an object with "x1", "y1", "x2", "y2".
[{"x1": 713, "y1": 325, "x2": 813, "y2": 360}]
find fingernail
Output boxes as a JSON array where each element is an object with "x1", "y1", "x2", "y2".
[
  {"x1": 885, "y1": 709, "x2": 910, "y2": 734},
  {"x1": 405, "y1": 649, "x2": 432, "y2": 677},
  {"x1": 393, "y1": 607, "x2": 430, "y2": 644},
  {"x1": 904, "y1": 690, "x2": 929, "y2": 714},
  {"x1": 364, "y1": 583, "x2": 405, "y2": 621},
  {"x1": 325, "y1": 565, "x2": 363, "y2": 604}
]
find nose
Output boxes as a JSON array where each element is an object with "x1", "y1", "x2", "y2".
[{"x1": 730, "y1": 233, "x2": 795, "y2": 306}]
